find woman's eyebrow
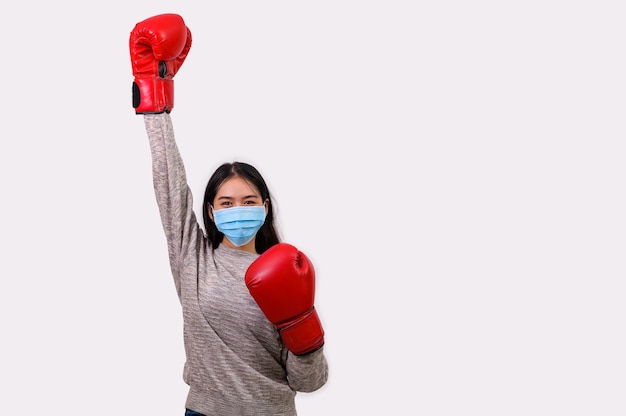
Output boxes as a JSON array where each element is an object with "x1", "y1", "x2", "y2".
[{"x1": 216, "y1": 194, "x2": 260, "y2": 200}]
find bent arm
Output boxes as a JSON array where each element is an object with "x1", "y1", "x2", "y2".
[{"x1": 286, "y1": 347, "x2": 329, "y2": 392}]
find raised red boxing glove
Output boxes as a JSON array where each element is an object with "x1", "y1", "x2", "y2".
[
  {"x1": 245, "y1": 243, "x2": 325, "y2": 355},
  {"x1": 129, "y1": 13, "x2": 192, "y2": 114}
]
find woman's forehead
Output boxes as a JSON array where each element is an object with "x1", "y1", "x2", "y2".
[{"x1": 217, "y1": 176, "x2": 260, "y2": 197}]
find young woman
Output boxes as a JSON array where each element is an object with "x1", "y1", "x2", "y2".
[{"x1": 130, "y1": 13, "x2": 329, "y2": 416}]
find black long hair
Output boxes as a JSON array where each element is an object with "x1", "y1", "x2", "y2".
[{"x1": 202, "y1": 162, "x2": 280, "y2": 253}]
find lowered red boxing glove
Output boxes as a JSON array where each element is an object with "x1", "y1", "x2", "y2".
[
  {"x1": 245, "y1": 243, "x2": 325, "y2": 355},
  {"x1": 129, "y1": 13, "x2": 192, "y2": 114}
]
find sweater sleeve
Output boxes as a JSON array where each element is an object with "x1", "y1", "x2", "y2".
[
  {"x1": 286, "y1": 347, "x2": 329, "y2": 392},
  {"x1": 144, "y1": 113, "x2": 204, "y2": 295}
]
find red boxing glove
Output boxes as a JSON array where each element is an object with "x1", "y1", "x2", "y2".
[
  {"x1": 129, "y1": 13, "x2": 192, "y2": 114},
  {"x1": 245, "y1": 243, "x2": 325, "y2": 355}
]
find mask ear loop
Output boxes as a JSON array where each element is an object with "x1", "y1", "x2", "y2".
[{"x1": 208, "y1": 204, "x2": 215, "y2": 221}]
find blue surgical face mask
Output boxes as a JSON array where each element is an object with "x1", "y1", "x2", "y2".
[{"x1": 212, "y1": 205, "x2": 267, "y2": 247}]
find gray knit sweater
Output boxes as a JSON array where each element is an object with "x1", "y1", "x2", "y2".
[{"x1": 144, "y1": 114, "x2": 329, "y2": 415}]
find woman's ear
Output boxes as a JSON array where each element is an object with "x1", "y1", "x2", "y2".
[
  {"x1": 264, "y1": 199, "x2": 269, "y2": 216},
  {"x1": 207, "y1": 204, "x2": 214, "y2": 221}
]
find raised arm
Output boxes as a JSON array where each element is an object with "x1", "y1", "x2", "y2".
[{"x1": 130, "y1": 14, "x2": 200, "y2": 291}]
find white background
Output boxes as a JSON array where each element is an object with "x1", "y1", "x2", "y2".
[{"x1": 1, "y1": 1, "x2": 625, "y2": 415}]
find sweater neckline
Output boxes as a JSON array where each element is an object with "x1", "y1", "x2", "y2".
[{"x1": 214, "y1": 244, "x2": 260, "y2": 262}]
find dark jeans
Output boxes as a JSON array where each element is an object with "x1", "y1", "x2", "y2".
[{"x1": 185, "y1": 410, "x2": 206, "y2": 416}]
